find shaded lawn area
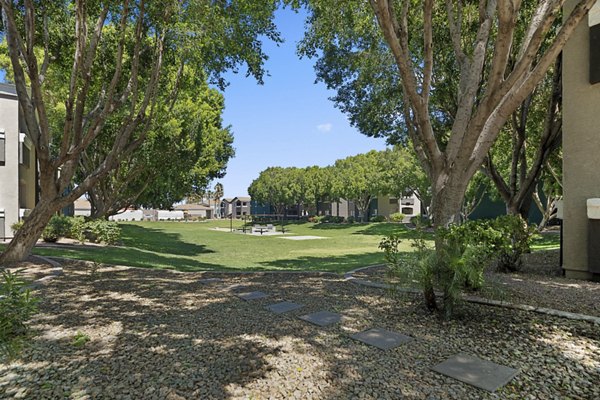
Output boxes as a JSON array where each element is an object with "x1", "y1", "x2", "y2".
[
  {"x1": 0, "y1": 221, "x2": 560, "y2": 273},
  {"x1": 14, "y1": 221, "x2": 420, "y2": 273}
]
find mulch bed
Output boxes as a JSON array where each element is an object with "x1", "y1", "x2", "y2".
[{"x1": 0, "y1": 261, "x2": 598, "y2": 399}]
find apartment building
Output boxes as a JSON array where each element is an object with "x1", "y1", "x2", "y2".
[{"x1": 0, "y1": 83, "x2": 37, "y2": 240}]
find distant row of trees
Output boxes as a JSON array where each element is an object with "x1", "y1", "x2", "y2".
[
  {"x1": 248, "y1": 148, "x2": 429, "y2": 221},
  {"x1": 249, "y1": 137, "x2": 562, "y2": 227}
]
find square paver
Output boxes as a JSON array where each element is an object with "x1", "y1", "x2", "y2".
[
  {"x1": 350, "y1": 328, "x2": 412, "y2": 350},
  {"x1": 198, "y1": 278, "x2": 223, "y2": 284},
  {"x1": 235, "y1": 291, "x2": 269, "y2": 301},
  {"x1": 431, "y1": 353, "x2": 519, "y2": 392},
  {"x1": 228, "y1": 284, "x2": 250, "y2": 292},
  {"x1": 265, "y1": 301, "x2": 304, "y2": 314},
  {"x1": 299, "y1": 311, "x2": 343, "y2": 327}
]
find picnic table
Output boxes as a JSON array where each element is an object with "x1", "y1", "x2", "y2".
[{"x1": 252, "y1": 224, "x2": 276, "y2": 235}]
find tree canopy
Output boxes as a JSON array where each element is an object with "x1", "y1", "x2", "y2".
[{"x1": 0, "y1": 0, "x2": 282, "y2": 262}]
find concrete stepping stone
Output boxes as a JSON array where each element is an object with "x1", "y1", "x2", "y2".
[
  {"x1": 265, "y1": 301, "x2": 304, "y2": 314},
  {"x1": 431, "y1": 353, "x2": 519, "y2": 392},
  {"x1": 235, "y1": 291, "x2": 269, "y2": 301},
  {"x1": 299, "y1": 311, "x2": 343, "y2": 327},
  {"x1": 228, "y1": 284, "x2": 250, "y2": 292},
  {"x1": 350, "y1": 328, "x2": 412, "y2": 350},
  {"x1": 198, "y1": 278, "x2": 223, "y2": 284}
]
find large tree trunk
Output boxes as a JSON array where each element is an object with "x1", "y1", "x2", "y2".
[{"x1": 0, "y1": 200, "x2": 57, "y2": 264}]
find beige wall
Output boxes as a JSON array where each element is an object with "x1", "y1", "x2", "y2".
[
  {"x1": 562, "y1": 0, "x2": 600, "y2": 279},
  {"x1": 0, "y1": 93, "x2": 20, "y2": 239}
]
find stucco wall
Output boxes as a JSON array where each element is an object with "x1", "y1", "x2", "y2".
[
  {"x1": 0, "y1": 93, "x2": 20, "y2": 239},
  {"x1": 562, "y1": 0, "x2": 600, "y2": 279}
]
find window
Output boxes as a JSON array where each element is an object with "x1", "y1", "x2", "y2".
[
  {"x1": 0, "y1": 131, "x2": 5, "y2": 166},
  {"x1": 402, "y1": 207, "x2": 414, "y2": 215},
  {"x1": 591, "y1": 3, "x2": 600, "y2": 84},
  {"x1": 242, "y1": 202, "x2": 247, "y2": 206},
  {"x1": 0, "y1": 210, "x2": 4, "y2": 239},
  {"x1": 21, "y1": 143, "x2": 30, "y2": 167},
  {"x1": 19, "y1": 134, "x2": 31, "y2": 167}
]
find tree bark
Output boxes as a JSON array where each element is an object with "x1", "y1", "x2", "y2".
[{"x1": 0, "y1": 200, "x2": 56, "y2": 264}]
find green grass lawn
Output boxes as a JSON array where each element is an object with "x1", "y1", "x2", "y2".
[
  {"x1": 23, "y1": 220, "x2": 422, "y2": 273},
  {"x1": 1, "y1": 220, "x2": 559, "y2": 273}
]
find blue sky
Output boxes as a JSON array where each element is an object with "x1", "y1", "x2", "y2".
[{"x1": 218, "y1": 7, "x2": 387, "y2": 198}]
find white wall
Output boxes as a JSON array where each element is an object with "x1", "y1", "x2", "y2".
[
  {"x1": 109, "y1": 210, "x2": 144, "y2": 221},
  {"x1": 157, "y1": 210, "x2": 184, "y2": 220},
  {"x1": 0, "y1": 93, "x2": 20, "y2": 238}
]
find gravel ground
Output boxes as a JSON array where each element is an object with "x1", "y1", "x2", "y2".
[{"x1": 1, "y1": 261, "x2": 599, "y2": 399}]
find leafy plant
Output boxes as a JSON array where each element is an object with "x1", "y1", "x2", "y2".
[
  {"x1": 491, "y1": 215, "x2": 536, "y2": 272},
  {"x1": 0, "y1": 270, "x2": 39, "y2": 359},
  {"x1": 69, "y1": 216, "x2": 87, "y2": 244},
  {"x1": 10, "y1": 221, "x2": 24, "y2": 232},
  {"x1": 370, "y1": 215, "x2": 386, "y2": 222},
  {"x1": 390, "y1": 212, "x2": 405, "y2": 223},
  {"x1": 72, "y1": 331, "x2": 90, "y2": 347},
  {"x1": 83, "y1": 220, "x2": 121, "y2": 245}
]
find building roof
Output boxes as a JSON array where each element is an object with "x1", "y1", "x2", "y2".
[
  {"x1": 174, "y1": 203, "x2": 212, "y2": 211},
  {"x1": 233, "y1": 196, "x2": 251, "y2": 202},
  {"x1": 221, "y1": 198, "x2": 234, "y2": 203},
  {"x1": 0, "y1": 83, "x2": 18, "y2": 98}
]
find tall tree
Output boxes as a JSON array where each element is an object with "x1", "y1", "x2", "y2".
[
  {"x1": 380, "y1": 147, "x2": 431, "y2": 215},
  {"x1": 299, "y1": 0, "x2": 595, "y2": 228},
  {"x1": 82, "y1": 76, "x2": 234, "y2": 218},
  {"x1": 248, "y1": 167, "x2": 296, "y2": 219},
  {"x1": 0, "y1": 0, "x2": 280, "y2": 262},
  {"x1": 482, "y1": 57, "x2": 562, "y2": 218},
  {"x1": 334, "y1": 150, "x2": 386, "y2": 222}
]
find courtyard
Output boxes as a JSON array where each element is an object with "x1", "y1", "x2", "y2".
[{"x1": 1, "y1": 242, "x2": 599, "y2": 399}]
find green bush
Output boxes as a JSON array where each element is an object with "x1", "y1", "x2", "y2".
[
  {"x1": 10, "y1": 221, "x2": 24, "y2": 233},
  {"x1": 0, "y1": 270, "x2": 39, "y2": 359},
  {"x1": 84, "y1": 219, "x2": 121, "y2": 244},
  {"x1": 321, "y1": 215, "x2": 345, "y2": 223},
  {"x1": 41, "y1": 215, "x2": 72, "y2": 242},
  {"x1": 390, "y1": 212, "x2": 405, "y2": 223},
  {"x1": 346, "y1": 216, "x2": 355, "y2": 223},
  {"x1": 410, "y1": 215, "x2": 431, "y2": 227},
  {"x1": 68, "y1": 216, "x2": 87, "y2": 244},
  {"x1": 490, "y1": 215, "x2": 536, "y2": 272},
  {"x1": 370, "y1": 215, "x2": 386, "y2": 222},
  {"x1": 380, "y1": 215, "x2": 533, "y2": 318}
]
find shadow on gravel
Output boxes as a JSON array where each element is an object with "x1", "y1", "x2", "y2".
[{"x1": 3, "y1": 265, "x2": 599, "y2": 399}]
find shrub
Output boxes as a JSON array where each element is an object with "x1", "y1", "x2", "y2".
[
  {"x1": 309, "y1": 215, "x2": 324, "y2": 223},
  {"x1": 346, "y1": 216, "x2": 355, "y2": 223},
  {"x1": 410, "y1": 215, "x2": 431, "y2": 227},
  {"x1": 490, "y1": 215, "x2": 536, "y2": 272},
  {"x1": 321, "y1": 215, "x2": 345, "y2": 223},
  {"x1": 370, "y1": 215, "x2": 386, "y2": 222},
  {"x1": 84, "y1": 219, "x2": 121, "y2": 244},
  {"x1": 390, "y1": 212, "x2": 405, "y2": 223},
  {"x1": 0, "y1": 270, "x2": 39, "y2": 359},
  {"x1": 68, "y1": 216, "x2": 87, "y2": 244},
  {"x1": 380, "y1": 216, "x2": 528, "y2": 318},
  {"x1": 10, "y1": 221, "x2": 24, "y2": 233},
  {"x1": 41, "y1": 215, "x2": 71, "y2": 242}
]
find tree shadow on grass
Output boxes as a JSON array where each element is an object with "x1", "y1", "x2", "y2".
[
  {"x1": 257, "y1": 252, "x2": 385, "y2": 272},
  {"x1": 119, "y1": 224, "x2": 214, "y2": 256},
  {"x1": 33, "y1": 246, "x2": 230, "y2": 273},
  {"x1": 351, "y1": 223, "x2": 431, "y2": 239}
]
